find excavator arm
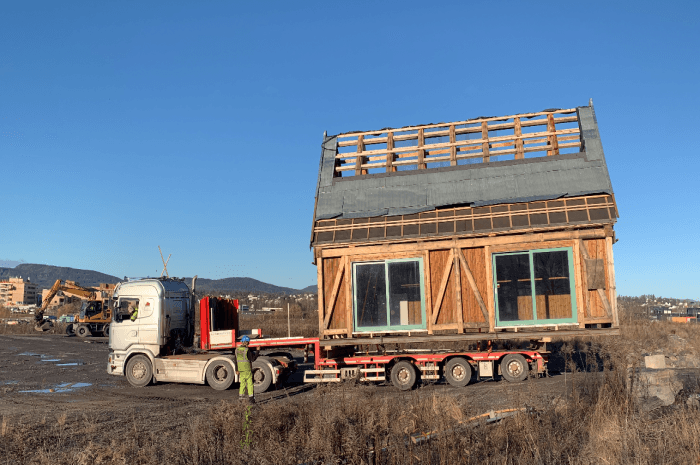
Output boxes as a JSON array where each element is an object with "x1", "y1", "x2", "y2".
[
  {"x1": 40, "y1": 280, "x2": 97, "y2": 313},
  {"x1": 36, "y1": 280, "x2": 99, "y2": 331}
]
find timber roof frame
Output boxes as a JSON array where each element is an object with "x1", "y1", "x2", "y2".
[{"x1": 312, "y1": 101, "x2": 616, "y2": 247}]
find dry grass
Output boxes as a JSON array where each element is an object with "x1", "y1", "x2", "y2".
[
  {"x1": 3, "y1": 369, "x2": 700, "y2": 464},
  {"x1": 4, "y1": 303, "x2": 700, "y2": 464}
]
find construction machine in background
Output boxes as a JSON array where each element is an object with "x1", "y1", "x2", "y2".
[{"x1": 36, "y1": 279, "x2": 112, "y2": 336}]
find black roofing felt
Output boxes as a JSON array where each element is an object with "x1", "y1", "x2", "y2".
[{"x1": 312, "y1": 105, "x2": 614, "y2": 223}]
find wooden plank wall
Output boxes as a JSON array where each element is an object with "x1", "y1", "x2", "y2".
[
  {"x1": 322, "y1": 257, "x2": 349, "y2": 332},
  {"x1": 317, "y1": 232, "x2": 617, "y2": 337},
  {"x1": 583, "y1": 238, "x2": 610, "y2": 319},
  {"x1": 430, "y1": 250, "x2": 457, "y2": 328}
]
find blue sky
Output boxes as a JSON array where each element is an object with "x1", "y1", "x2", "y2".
[{"x1": 1, "y1": 2, "x2": 698, "y2": 297}]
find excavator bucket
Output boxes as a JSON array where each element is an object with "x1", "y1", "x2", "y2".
[{"x1": 34, "y1": 320, "x2": 53, "y2": 332}]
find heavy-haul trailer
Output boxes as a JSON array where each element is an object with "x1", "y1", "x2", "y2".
[{"x1": 200, "y1": 295, "x2": 556, "y2": 390}]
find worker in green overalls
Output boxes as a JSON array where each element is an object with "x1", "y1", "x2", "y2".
[{"x1": 236, "y1": 335, "x2": 256, "y2": 403}]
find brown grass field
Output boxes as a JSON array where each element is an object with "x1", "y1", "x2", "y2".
[{"x1": 2, "y1": 300, "x2": 700, "y2": 464}]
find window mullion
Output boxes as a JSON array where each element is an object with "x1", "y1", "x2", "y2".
[
  {"x1": 384, "y1": 261, "x2": 391, "y2": 328},
  {"x1": 529, "y1": 251, "x2": 537, "y2": 321}
]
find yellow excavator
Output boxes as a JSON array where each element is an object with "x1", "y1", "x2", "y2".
[{"x1": 36, "y1": 279, "x2": 112, "y2": 337}]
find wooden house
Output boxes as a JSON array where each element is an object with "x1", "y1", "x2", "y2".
[{"x1": 311, "y1": 102, "x2": 619, "y2": 342}]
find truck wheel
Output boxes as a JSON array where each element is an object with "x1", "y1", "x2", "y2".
[
  {"x1": 445, "y1": 357, "x2": 472, "y2": 387},
  {"x1": 102, "y1": 324, "x2": 110, "y2": 337},
  {"x1": 76, "y1": 325, "x2": 90, "y2": 338},
  {"x1": 126, "y1": 355, "x2": 152, "y2": 388},
  {"x1": 252, "y1": 361, "x2": 273, "y2": 394},
  {"x1": 65, "y1": 324, "x2": 75, "y2": 336},
  {"x1": 391, "y1": 361, "x2": 417, "y2": 391},
  {"x1": 206, "y1": 359, "x2": 235, "y2": 391},
  {"x1": 501, "y1": 354, "x2": 529, "y2": 383}
]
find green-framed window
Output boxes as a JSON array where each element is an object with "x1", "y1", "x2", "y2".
[
  {"x1": 352, "y1": 258, "x2": 426, "y2": 332},
  {"x1": 493, "y1": 247, "x2": 577, "y2": 327}
]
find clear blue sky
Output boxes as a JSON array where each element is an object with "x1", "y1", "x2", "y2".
[{"x1": 1, "y1": 2, "x2": 698, "y2": 297}]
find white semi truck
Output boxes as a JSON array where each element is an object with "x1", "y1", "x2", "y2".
[{"x1": 107, "y1": 277, "x2": 314, "y2": 392}]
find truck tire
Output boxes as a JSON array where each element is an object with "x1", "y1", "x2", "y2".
[
  {"x1": 206, "y1": 359, "x2": 235, "y2": 391},
  {"x1": 500, "y1": 354, "x2": 529, "y2": 383},
  {"x1": 125, "y1": 355, "x2": 153, "y2": 388},
  {"x1": 65, "y1": 324, "x2": 75, "y2": 336},
  {"x1": 445, "y1": 357, "x2": 472, "y2": 387},
  {"x1": 76, "y1": 325, "x2": 91, "y2": 338},
  {"x1": 252, "y1": 360, "x2": 273, "y2": 394},
  {"x1": 391, "y1": 361, "x2": 417, "y2": 391},
  {"x1": 102, "y1": 324, "x2": 110, "y2": 337}
]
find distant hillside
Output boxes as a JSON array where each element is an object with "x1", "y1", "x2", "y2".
[
  {"x1": 0, "y1": 264, "x2": 121, "y2": 289},
  {"x1": 193, "y1": 277, "x2": 302, "y2": 295},
  {"x1": 0, "y1": 263, "x2": 316, "y2": 294},
  {"x1": 301, "y1": 285, "x2": 317, "y2": 293}
]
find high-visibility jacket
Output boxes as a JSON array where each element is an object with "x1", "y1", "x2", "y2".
[{"x1": 236, "y1": 346, "x2": 252, "y2": 372}]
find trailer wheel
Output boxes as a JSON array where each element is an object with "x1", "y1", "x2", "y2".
[
  {"x1": 500, "y1": 354, "x2": 529, "y2": 383},
  {"x1": 391, "y1": 361, "x2": 417, "y2": 391},
  {"x1": 252, "y1": 361, "x2": 273, "y2": 393},
  {"x1": 445, "y1": 357, "x2": 472, "y2": 387},
  {"x1": 102, "y1": 324, "x2": 110, "y2": 337},
  {"x1": 125, "y1": 355, "x2": 153, "y2": 388},
  {"x1": 206, "y1": 359, "x2": 235, "y2": 391},
  {"x1": 76, "y1": 325, "x2": 90, "y2": 338}
]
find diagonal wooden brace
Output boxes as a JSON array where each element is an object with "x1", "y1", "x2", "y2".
[
  {"x1": 323, "y1": 258, "x2": 346, "y2": 330},
  {"x1": 456, "y1": 248, "x2": 489, "y2": 323},
  {"x1": 432, "y1": 250, "x2": 454, "y2": 325}
]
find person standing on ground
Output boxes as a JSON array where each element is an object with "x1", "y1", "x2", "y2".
[{"x1": 236, "y1": 336, "x2": 257, "y2": 403}]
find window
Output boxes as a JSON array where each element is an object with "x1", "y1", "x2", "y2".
[
  {"x1": 353, "y1": 258, "x2": 425, "y2": 332},
  {"x1": 493, "y1": 248, "x2": 577, "y2": 326},
  {"x1": 114, "y1": 299, "x2": 140, "y2": 323}
]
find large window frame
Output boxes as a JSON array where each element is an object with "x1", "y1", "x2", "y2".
[
  {"x1": 492, "y1": 247, "x2": 578, "y2": 327},
  {"x1": 352, "y1": 257, "x2": 427, "y2": 333}
]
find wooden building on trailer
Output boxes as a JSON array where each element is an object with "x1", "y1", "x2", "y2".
[{"x1": 311, "y1": 101, "x2": 619, "y2": 342}]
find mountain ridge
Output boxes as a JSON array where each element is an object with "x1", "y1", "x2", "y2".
[{"x1": 0, "y1": 264, "x2": 316, "y2": 294}]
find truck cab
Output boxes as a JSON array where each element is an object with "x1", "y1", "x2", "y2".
[{"x1": 108, "y1": 278, "x2": 194, "y2": 376}]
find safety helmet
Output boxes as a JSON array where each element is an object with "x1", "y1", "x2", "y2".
[{"x1": 241, "y1": 335, "x2": 250, "y2": 343}]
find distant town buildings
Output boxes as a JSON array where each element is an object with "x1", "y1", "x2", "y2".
[{"x1": 0, "y1": 277, "x2": 37, "y2": 305}]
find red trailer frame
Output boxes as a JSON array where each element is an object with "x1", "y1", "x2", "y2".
[{"x1": 199, "y1": 297, "x2": 549, "y2": 390}]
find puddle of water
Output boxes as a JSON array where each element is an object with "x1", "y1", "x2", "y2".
[
  {"x1": 39, "y1": 359, "x2": 61, "y2": 362},
  {"x1": 1, "y1": 380, "x2": 19, "y2": 385},
  {"x1": 59, "y1": 382, "x2": 91, "y2": 389},
  {"x1": 20, "y1": 382, "x2": 92, "y2": 394},
  {"x1": 56, "y1": 362, "x2": 84, "y2": 366},
  {"x1": 19, "y1": 352, "x2": 40, "y2": 356}
]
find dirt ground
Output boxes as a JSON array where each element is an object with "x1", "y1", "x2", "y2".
[{"x1": 1, "y1": 333, "x2": 575, "y2": 426}]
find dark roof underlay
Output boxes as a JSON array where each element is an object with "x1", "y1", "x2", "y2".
[{"x1": 312, "y1": 104, "x2": 614, "y2": 224}]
